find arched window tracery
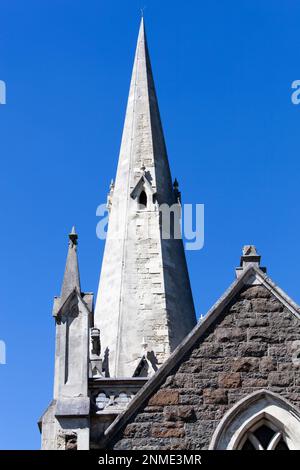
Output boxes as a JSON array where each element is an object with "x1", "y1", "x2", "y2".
[{"x1": 209, "y1": 390, "x2": 300, "y2": 450}]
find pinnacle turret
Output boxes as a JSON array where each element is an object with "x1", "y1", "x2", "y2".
[{"x1": 60, "y1": 226, "x2": 81, "y2": 303}]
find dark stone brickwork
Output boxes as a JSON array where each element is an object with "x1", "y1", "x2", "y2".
[{"x1": 110, "y1": 285, "x2": 300, "y2": 450}]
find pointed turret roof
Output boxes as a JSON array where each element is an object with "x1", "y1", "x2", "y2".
[{"x1": 60, "y1": 226, "x2": 81, "y2": 303}]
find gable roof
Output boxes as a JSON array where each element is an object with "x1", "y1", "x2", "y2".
[{"x1": 102, "y1": 264, "x2": 300, "y2": 446}]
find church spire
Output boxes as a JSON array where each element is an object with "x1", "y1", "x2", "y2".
[
  {"x1": 114, "y1": 16, "x2": 174, "y2": 202},
  {"x1": 95, "y1": 18, "x2": 196, "y2": 377},
  {"x1": 60, "y1": 226, "x2": 81, "y2": 303}
]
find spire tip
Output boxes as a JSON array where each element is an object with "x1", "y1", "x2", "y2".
[
  {"x1": 140, "y1": 5, "x2": 146, "y2": 19},
  {"x1": 69, "y1": 226, "x2": 78, "y2": 244}
]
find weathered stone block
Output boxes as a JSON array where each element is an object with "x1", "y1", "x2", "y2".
[
  {"x1": 124, "y1": 423, "x2": 150, "y2": 438},
  {"x1": 237, "y1": 317, "x2": 269, "y2": 328},
  {"x1": 268, "y1": 345, "x2": 288, "y2": 358},
  {"x1": 135, "y1": 412, "x2": 163, "y2": 423},
  {"x1": 267, "y1": 299, "x2": 284, "y2": 313},
  {"x1": 250, "y1": 298, "x2": 269, "y2": 313},
  {"x1": 202, "y1": 359, "x2": 231, "y2": 373},
  {"x1": 148, "y1": 390, "x2": 179, "y2": 406},
  {"x1": 242, "y1": 377, "x2": 268, "y2": 388},
  {"x1": 164, "y1": 406, "x2": 196, "y2": 423},
  {"x1": 232, "y1": 357, "x2": 259, "y2": 372},
  {"x1": 218, "y1": 313, "x2": 236, "y2": 327},
  {"x1": 247, "y1": 327, "x2": 270, "y2": 342},
  {"x1": 268, "y1": 372, "x2": 294, "y2": 387},
  {"x1": 192, "y1": 343, "x2": 223, "y2": 358},
  {"x1": 218, "y1": 372, "x2": 241, "y2": 389},
  {"x1": 215, "y1": 327, "x2": 245, "y2": 343},
  {"x1": 203, "y1": 388, "x2": 228, "y2": 404},
  {"x1": 285, "y1": 329, "x2": 300, "y2": 341},
  {"x1": 259, "y1": 356, "x2": 276, "y2": 373},
  {"x1": 151, "y1": 423, "x2": 185, "y2": 438},
  {"x1": 177, "y1": 406, "x2": 196, "y2": 422},
  {"x1": 178, "y1": 388, "x2": 203, "y2": 405},
  {"x1": 239, "y1": 342, "x2": 267, "y2": 357},
  {"x1": 239, "y1": 286, "x2": 271, "y2": 299},
  {"x1": 172, "y1": 373, "x2": 194, "y2": 388}
]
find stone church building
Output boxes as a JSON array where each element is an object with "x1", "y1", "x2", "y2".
[{"x1": 39, "y1": 19, "x2": 300, "y2": 450}]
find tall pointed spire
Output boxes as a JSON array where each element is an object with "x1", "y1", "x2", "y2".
[
  {"x1": 95, "y1": 19, "x2": 196, "y2": 377},
  {"x1": 60, "y1": 226, "x2": 81, "y2": 303}
]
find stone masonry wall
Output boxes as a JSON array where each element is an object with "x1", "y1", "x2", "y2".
[{"x1": 110, "y1": 285, "x2": 300, "y2": 449}]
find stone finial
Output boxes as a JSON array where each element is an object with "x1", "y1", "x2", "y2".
[
  {"x1": 240, "y1": 245, "x2": 260, "y2": 266},
  {"x1": 242, "y1": 245, "x2": 258, "y2": 257},
  {"x1": 236, "y1": 245, "x2": 266, "y2": 278},
  {"x1": 69, "y1": 226, "x2": 78, "y2": 245}
]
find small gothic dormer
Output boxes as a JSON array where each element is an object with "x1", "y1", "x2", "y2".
[{"x1": 130, "y1": 167, "x2": 156, "y2": 211}]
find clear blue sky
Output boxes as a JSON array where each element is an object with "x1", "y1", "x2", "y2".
[{"x1": 1, "y1": 0, "x2": 300, "y2": 449}]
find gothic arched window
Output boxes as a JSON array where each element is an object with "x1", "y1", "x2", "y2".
[
  {"x1": 209, "y1": 390, "x2": 300, "y2": 450},
  {"x1": 238, "y1": 421, "x2": 289, "y2": 450},
  {"x1": 138, "y1": 190, "x2": 147, "y2": 209}
]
